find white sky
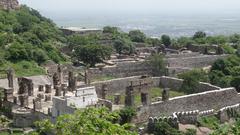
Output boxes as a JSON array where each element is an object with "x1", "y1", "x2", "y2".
[{"x1": 18, "y1": 0, "x2": 240, "y2": 14}]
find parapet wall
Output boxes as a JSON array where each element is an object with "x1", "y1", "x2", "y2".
[
  {"x1": 167, "y1": 55, "x2": 228, "y2": 68},
  {"x1": 136, "y1": 88, "x2": 240, "y2": 123}
]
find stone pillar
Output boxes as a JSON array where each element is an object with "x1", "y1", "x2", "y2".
[
  {"x1": 45, "y1": 84, "x2": 52, "y2": 93},
  {"x1": 38, "y1": 85, "x2": 44, "y2": 92},
  {"x1": 55, "y1": 86, "x2": 62, "y2": 96},
  {"x1": 57, "y1": 64, "x2": 63, "y2": 84},
  {"x1": 102, "y1": 84, "x2": 108, "y2": 99},
  {"x1": 45, "y1": 95, "x2": 51, "y2": 102},
  {"x1": 141, "y1": 92, "x2": 150, "y2": 106},
  {"x1": 125, "y1": 86, "x2": 134, "y2": 107},
  {"x1": 18, "y1": 78, "x2": 27, "y2": 94},
  {"x1": 27, "y1": 80, "x2": 34, "y2": 96},
  {"x1": 162, "y1": 88, "x2": 170, "y2": 101},
  {"x1": 68, "y1": 71, "x2": 76, "y2": 91},
  {"x1": 62, "y1": 83, "x2": 68, "y2": 96},
  {"x1": 84, "y1": 70, "x2": 89, "y2": 84},
  {"x1": 33, "y1": 98, "x2": 42, "y2": 111},
  {"x1": 7, "y1": 68, "x2": 14, "y2": 88},
  {"x1": 53, "y1": 72, "x2": 60, "y2": 89},
  {"x1": 19, "y1": 95, "x2": 28, "y2": 107},
  {"x1": 114, "y1": 94, "x2": 121, "y2": 105},
  {"x1": 204, "y1": 46, "x2": 208, "y2": 54},
  {"x1": 4, "y1": 88, "x2": 14, "y2": 102}
]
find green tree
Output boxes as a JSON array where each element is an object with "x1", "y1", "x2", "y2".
[
  {"x1": 193, "y1": 31, "x2": 206, "y2": 39},
  {"x1": 231, "y1": 77, "x2": 240, "y2": 92},
  {"x1": 178, "y1": 69, "x2": 209, "y2": 94},
  {"x1": 103, "y1": 26, "x2": 119, "y2": 34},
  {"x1": 33, "y1": 107, "x2": 137, "y2": 135},
  {"x1": 148, "y1": 54, "x2": 167, "y2": 76},
  {"x1": 161, "y1": 35, "x2": 171, "y2": 47},
  {"x1": 114, "y1": 36, "x2": 134, "y2": 55},
  {"x1": 74, "y1": 44, "x2": 112, "y2": 67},
  {"x1": 129, "y1": 30, "x2": 146, "y2": 43},
  {"x1": 118, "y1": 107, "x2": 136, "y2": 125}
]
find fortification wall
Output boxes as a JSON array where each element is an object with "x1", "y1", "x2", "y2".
[
  {"x1": 136, "y1": 88, "x2": 240, "y2": 123},
  {"x1": 89, "y1": 76, "x2": 220, "y2": 98},
  {"x1": 159, "y1": 76, "x2": 221, "y2": 92},
  {"x1": 88, "y1": 61, "x2": 153, "y2": 80},
  {"x1": 167, "y1": 55, "x2": 228, "y2": 68},
  {"x1": 87, "y1": 55, "x2": 227, "y2": 80}
]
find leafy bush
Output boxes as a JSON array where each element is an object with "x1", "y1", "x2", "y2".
[
  {"x1": 129, "y1": 30, "x2": 146, "y2": 43},
  {"x1": 178, "y1": 69, "x2": 209, "y2": 94},
  {"x1": 118, "y1": 107, "x2": 137, "y2": 125},
  {"x1": 148, "y1": 54, "x2": 167, "y2": 76}
]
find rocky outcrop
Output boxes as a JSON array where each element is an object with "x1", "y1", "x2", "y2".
[{"x1": 0, "y1": 0, "x2": 19, "y2": 10}]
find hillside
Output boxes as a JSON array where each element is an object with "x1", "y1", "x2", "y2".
[{"x1": 0, "y1": 5, "x2": 67, "y2": 77}]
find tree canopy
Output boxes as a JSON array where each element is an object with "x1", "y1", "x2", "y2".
[
  {"x1": 33, "y1": 107, "x2": 137, "y2": 135},
  {"x1": 73, "y1": 44, "x2": 112, "y2": 67},
  {"x1": 161, "y1": 35, "x2": 171, "y2": 47}
]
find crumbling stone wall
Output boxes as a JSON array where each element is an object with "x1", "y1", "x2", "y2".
[
  {"x1": 90, "y1": 76, "x2": 220, "y2": 98},
  {"x1": 158, "y1": 76, "x2": 221, "y2": 92},
  {"x1": 167, "y1": 55, "x2": 228, "y2": 68},
  {"x1": 88, "y1": 61, "x2": 153, "y2": 80}
]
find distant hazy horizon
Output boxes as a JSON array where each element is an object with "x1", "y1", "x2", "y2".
[{"x1": 18, "y1": 0, "x2": 240, "y2": 37}]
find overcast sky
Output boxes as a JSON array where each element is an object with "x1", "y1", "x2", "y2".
[{"x1": 19, "y1": 0, "x2": 240, "y2": 15}]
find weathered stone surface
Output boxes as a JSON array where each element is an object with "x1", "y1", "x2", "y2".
[
  {"x1": 114, "y1": 93, "x2": 121, "y2": 105},
  {"x1": 125, "y1": 86, "x2": 134, "y2": 107},
  {"x1": 68, "y1": 71, "x2": 76, "y2": 91},
  {"x1": 0, "y1": 0, "x2": 19, "y2": 10},
  {"x1": 141, "y1": 92, "x2": 150, "y2": 106},
  {"x1": 137, "y1": 88, "x2": 240, "y2": 123},
  {"x1": 162, "y1": 88, "x2": 170, "y2": 101},
  {"x1": 7, "y1": 68, "x2": 14, "y2": 88}
]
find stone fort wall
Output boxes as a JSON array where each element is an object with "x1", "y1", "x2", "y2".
[
  {"x1": 89, "y1": 76, "x2": 220, "y2": 98},
  {"x1": 135, "y1": 88, "x2": 240, "y2": 123},
  {"x1": 167, "y1": 54, "x2": 228, "y2": 68},
  {"x1": 88, "y1": 61, "x2": 153, "y2": 80},
  {"x1": 88, "y1": 55, "x2": 228, "y2": 79}
]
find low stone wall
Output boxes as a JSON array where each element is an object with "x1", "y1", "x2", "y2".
[
  {"x1": 159, "y1": 76, "x2": 221, "y2": 92},
  {"x1": 167, "y1": 55, "x2": 228, "y2": 68},
  {"x1": 165, "y1": 52, "x2": 200, "y2": 58},
  {"x1": 136, "y1": 88, "x2": 240, "y2": 123},
  {"x1": 88, "y1": 61, "x2": 153, "y2": 80},
  {"x1": 167, "y1": 67, "x2": 193, "y2": 76}
]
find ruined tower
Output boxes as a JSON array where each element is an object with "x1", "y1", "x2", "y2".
[{"x1": 0, "y1": 0, "x2": 19, "y2": 10}]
